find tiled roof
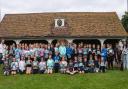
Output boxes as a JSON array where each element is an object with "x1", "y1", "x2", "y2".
[{"x1": 0, "y1": 12, "x2": 127, "y2": 38}]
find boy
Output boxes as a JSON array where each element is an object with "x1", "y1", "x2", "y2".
[{"x1": 53, "y1": 52, "x2": 60, "y2": 73}]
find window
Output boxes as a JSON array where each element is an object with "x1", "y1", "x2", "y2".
[{"x1": 55, "y1": 19, "x2": 65, "y2": 27}]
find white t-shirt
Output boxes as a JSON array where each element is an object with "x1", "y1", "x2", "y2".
[
  {"x1": 19, "y1": 60, "x2": 26, "y2": 71},
  {"x1": 0, "y1": 43, "x2": 4, "y2": 53}
]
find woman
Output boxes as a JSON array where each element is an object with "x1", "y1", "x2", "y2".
[{"x1": 122, "y1": 44, "x2": 128, "y2": 70}]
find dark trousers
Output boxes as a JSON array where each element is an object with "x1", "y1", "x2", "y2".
[
  {"x1": 54, "y1": 63, "x2": 60, "y2": 73},
  {"x1": 108, "y1": 56, "x2": 113, "y2": 69},
  {"x1": 33, "y1": 69, "x2": 39, "y2": 74},
  {"x1": 100, "y1": 66, "x2": 105, "y2": 73},
  {"x1": 19, "y1": 70, "x2": 25, "y2": 74}
]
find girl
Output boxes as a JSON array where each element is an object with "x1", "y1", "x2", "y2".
[
  {"x1": 100, "y1": 58, "x2": 106, "y2": 73},
  {"x1": 44, "y1": 44, "x2": 49, "y2": 61},
  {"x1": 83, "y1": 44, "x2": 88, "y2": 58},
  {"x1": 77, "y1": 44, "x2": 83, "y2": 57},
  {"x1": 11, "y1": 58, "x2": 18, "y2": 75},
  {"x1": 39, "y1": 57, "x2": 46, "y2": 74},
  {"x1": 60, "y1": 56, "x2": 67, "y2": 74},
  {"x1": 88, "y1": 55, "x2": 94, "y2": 73},
  {"x1": 83, "y1": 56, "x2": 89, "y2": 73},
  {"x1": 78, "y1": 56, "x2": 84, "y2": 74},
  {"x1": 26, "y1": 55, "x2": 32, "y2": 74},
  {"x1": 66, "y1": 60, "x2": 75, "y2": 75},
  {"x1": 96, "y1": 45, "x2": 101, "y2": 63},
  {"x1": 32, "y1": 57, "x2": 39, "y2": 74},
  {"x1": 73, "y1": 56, "x2": 79, "y2": 73},
  {"x1": 94, "y1": 55, "x2": 99, "y2": 73},
  {"x1": 19, "y1": 56, "x2": 26, "y2": 74},
  {"x1": 47, "y1": 55, "x2": 54, "y2": 74}
]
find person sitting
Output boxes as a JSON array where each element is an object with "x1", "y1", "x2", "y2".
[
  {"x1": 60, "y1": 56, "x2": 67, "y2": 74},
  {"x1": 73, "y1": 56, "x2": 79, "y2": 73},
  {"x1": 53, "y1": 52, "x2": 60, "y2": 73},
  {"x1": 19, "y1": 56, "x2": 26, "y2": 74},
  {"x1": 66, "y1": 60, "x2": 75, "y2": 75},
  {"x1": 39, "y1": 57, "x2": 46, "y2": 74},
  {"x1": 78, "y1": 56, "x2": 84, "y2": 74},
  {"x1": 32, "y1": 56, "x2": 39, "y2": 74},
  {"x1": 88, "y1": 55, "x2": 94, "y2": 73},
  {"x1": 11, "y1": 58, "x2": 18, "y2": 75},
  {"x1": 47, "y1": 55, "x2": 54, "y2": 74}
]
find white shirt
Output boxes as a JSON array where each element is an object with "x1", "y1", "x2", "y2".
[
  {"x1": 0, "y1": 43, "x2": 4, "y2": 53},
  {"x1": 19, "y1": 60, "x2": 26, "y2": 71}
]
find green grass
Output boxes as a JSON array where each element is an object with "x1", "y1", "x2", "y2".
[{"x1": 0, "y1": 66, "x2": 128, "y2": 89}]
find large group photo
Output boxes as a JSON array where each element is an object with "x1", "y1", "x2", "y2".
[
  {"x1": 0, "y1": 0, "x2": 128, "y2": 89},
  {"x1": 0, "y1": 39, "x2": 128, "y2": 76}
]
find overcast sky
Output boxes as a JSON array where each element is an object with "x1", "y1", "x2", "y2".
[{"x1": 0, "y1": 0, "x2": 127, "y2": 20}]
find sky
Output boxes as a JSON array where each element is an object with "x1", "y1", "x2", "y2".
[{"x1": 0, "y1": 0, "x2": 127, "y2": 20}]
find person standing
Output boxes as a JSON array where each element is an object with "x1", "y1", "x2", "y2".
[
  {"x1": 0, "y1": 40, "x2": 4, "y2": 64},
  {"x1": 122, "y1": 44, "x2": 128, "y2": 70}
]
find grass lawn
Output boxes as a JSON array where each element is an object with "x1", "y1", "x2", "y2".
[{"x1": 0, "y1": 66, "x2": 128, "y2": 89}]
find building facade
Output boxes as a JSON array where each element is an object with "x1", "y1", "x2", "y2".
[{"x1": 0, "y1": 12, "x2": 127, "y2": 47}]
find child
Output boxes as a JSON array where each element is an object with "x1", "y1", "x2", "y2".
[
  {"x1": 26, "y1": 56, "x2": 32, "y2": 74},
  {"x1": 53, "y1": 52, "x2": 60, "y2": 73},
  {"x1": 32, "y1": 57, "x2": 39, "y2": 74},
  {"x1": 19, "y1": 56, "x2": 26, "y2": 74},
  {"x1": 66, "y1": 60, "x2": 75, "y2": 75},
  {"x1": 73, "y1": 56, "x2": 79, "y2": 73},
  {"x1": 39, "y1": 57, "x2": 46, "y2": 74},
  {"x1": 78, "y1": 56, "x2": 84, "y2": 74},
  {"x1": 94, "y1": 55, "x2": 99, "y2": 73},
  {"x1": 47, "y1": 55, "x2": 54, "y2": 74},
  {"x1": 88, "y1": 55, "x2": 94, "y2": 73},
  {"x1": 60, "y1": 56, "x2": 67, "y2": 74},
  {"x1": 83, "y1": 56, "x2": 89, "y2": 73},
  {"x1": 100, "y1": 58, "x2": 106, "y2": 73},
  {"x1": 3, "y1": 60, "x2": 10, "y2": 76},
  {"x1": 11, "y1": 58, "x2": 18, "y2": 75}
]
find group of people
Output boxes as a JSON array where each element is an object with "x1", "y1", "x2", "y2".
[{"x1": 0, "y1": 40, "x2": 128, "y2": 76}]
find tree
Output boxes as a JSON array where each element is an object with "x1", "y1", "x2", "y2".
[{"x1": 121, "y1": 12, "x2": 128, "y2": 33}]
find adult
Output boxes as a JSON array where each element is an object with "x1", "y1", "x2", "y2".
[
  {"x1": 122, "y1": 43, "x2": 128, "y2": 70},
  {"x1": 0, "y1": 40, "x2": 5, "y2": 64}
]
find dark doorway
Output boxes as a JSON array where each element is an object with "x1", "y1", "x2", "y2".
[{"x1": 20, "y1": 40, "x2": 48, "y2": 45}]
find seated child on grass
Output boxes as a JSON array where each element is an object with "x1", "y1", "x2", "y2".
[
  {"x1": 11, "y1": 58, "x2": 18, "y2": 75},
  {"x1": 94, "y1": 55, "x2": 99, "y2": 73},
  {"x1": 60, "y1": 56, "x2": 67, "y2": 74},
  {"x1": 26, "y1": 56, "x2": 32, "y2": 74},
  {"x1": 3, "y1": 60, "x2": 10, "y2": 76},
  {"x1": 19, "y1": 56, "x2": 26, "y2": 74},
  {"x1": 39, "y1": 57, "x2": 46, "y2": 74},
  {"x1": 47, "y1": 55, "x2": 54, "y2": 74},
  {"x1": 88, "y1": 55, "x2": 94, "y2": 73},
  {"x1": 78, "y1": 56, "x2": 84, "y2": 74},
  {"x1": 73, "y1": 56, "x2": 79, "y2": 73},
  {"x1": 32, "y1": 56, "x2": 39, "y2": 74},
  {"x1": 66, "y1": 60, "x2": 75, "y2": 75}
]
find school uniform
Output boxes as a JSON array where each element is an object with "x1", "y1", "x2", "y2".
[
  {"x1": 32, "y1": 60, "x2": 39, "y2": 74},
  {"x1": 11, "y1": 61, "x2": 18, "y2": 73},
  {"x1": 53, "y1": 55, "x2": 60, "y2": 73},
  {"x1": 73, "y1": 61, "x2": 79, "y2": 71},
  {"x1": 60, "y1": 61, "x2": 67, "y2": 73},
  {"x1": 47, "y1": 59, "x2": 54, "y2": 70},
  {"x1": 19, "y1": 60, "x2": 26, "y2": 74},
  {"x1": 39, "y1": 61, "x2": 46, "y2": 74}
]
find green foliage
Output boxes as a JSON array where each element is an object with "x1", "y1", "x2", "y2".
[{"x1": 122, "y1": 12, "x2": 128, "y2": 32}]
